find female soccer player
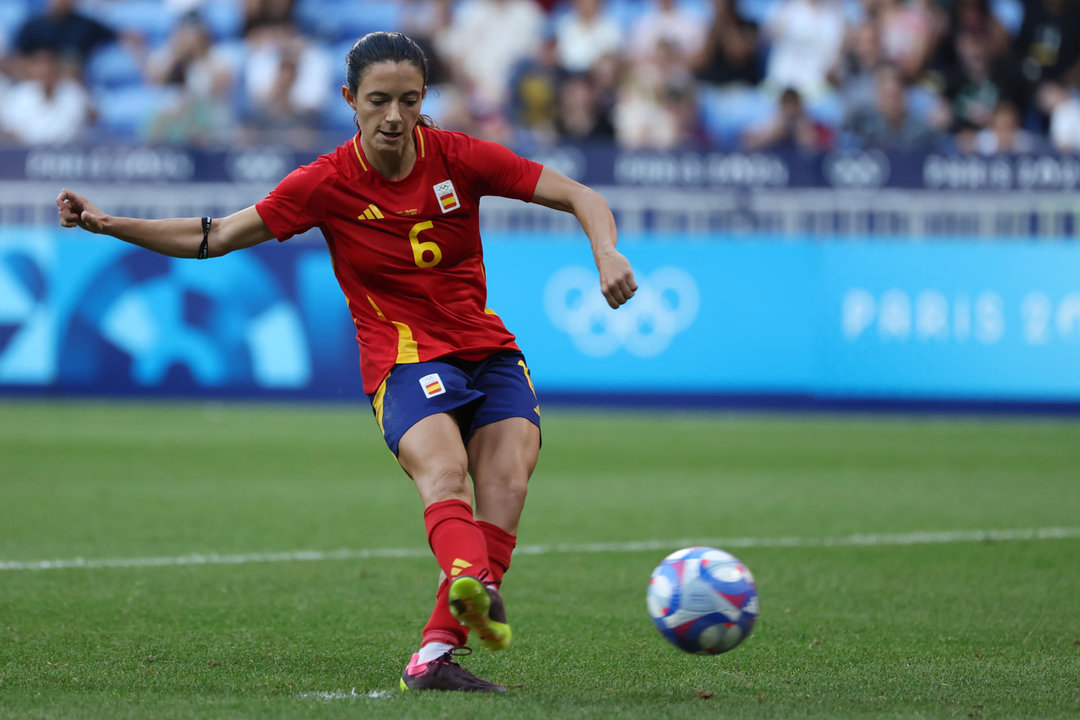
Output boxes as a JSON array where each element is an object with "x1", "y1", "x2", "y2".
[{"x1": 56, "y1": 31, "x2": 636, "y2": 692}]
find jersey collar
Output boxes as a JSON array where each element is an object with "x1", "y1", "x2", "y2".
[{"x1": 351, "y1": 127, "x2": 428, "y2": 175}]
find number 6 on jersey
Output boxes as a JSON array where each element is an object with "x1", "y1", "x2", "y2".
[{"x1": 410, "y1": 220, "x2": 441, "y2": 268}]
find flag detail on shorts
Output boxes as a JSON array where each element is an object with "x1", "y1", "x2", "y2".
[
  {"x1": 420, "y1": 373, "x2": 446, "y2": 398},
  {"x1": 433, "y1": 180, "x2": 460, "y2": 213}
]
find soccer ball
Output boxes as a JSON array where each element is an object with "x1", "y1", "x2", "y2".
[{"x1": 646, "y1": 546, "x2": 759, "y2": 654}]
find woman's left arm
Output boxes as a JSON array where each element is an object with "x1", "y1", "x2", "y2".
[{"x1": 531, "y1": 167, "x2": 637, "y2": 309}]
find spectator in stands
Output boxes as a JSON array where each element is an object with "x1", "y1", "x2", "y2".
[
  {"x1": 762, "y1": 0, "x2": 847, "y2": 101},
  {"x1": 844, "y1": 63, "x2": 939, "y2": 150},
  {"x1": 1038, "y1": 80, "x2": 1080, "y2": 151},
  {"x1": 434, "y1": 0, "x2": 545, "y2": 114},
  {"x1": 938, "y1": 0, "x2": 1011, "y2": 69},
  {"x1": 554, "y1": 0, "x2": 622, "y2": 75},
  {"x1": 834, "y1": 9, "x2": 887, "y2": 123},
  {"x1": 554, "y1": 72, "x2": 616, "y2": 142},
  {"x1": 507, "y1": 34, "x2": 563, "y2": 145},
  {"x1": 242, "y1": 0, "x2": 297, "y2": 37},
  {"x1": 691, "y1": 0, "x2": 762, "y2": 88},
  {"x1": 0, "y1": 47, "x2": 92, "y2": 145},
  {"x1": 742, "y1": 87, "x2": 832, "y2": 151},
  {"x1": 401, "y1": 0, "x2": 481, "y2": 137},
  {"x1": 1015, "y1": 0, "x2": 1080, "y2": 91},
  {"x1": 145, "y1": 13, "x2": 234, "y2": 146},
  {"x1": 941, "y1": 28, "x2": 1026, "y2": 147},
  {"x1": 165, "y1": 0, "x2": 220, "y2": 15},
  {"x1": 587, "y1": 51, "x2": 621, "y2": 135},
  {"x1": 401, "y1": 0, "x2": 453, "y2": 85},
  {"x1": 1015, "y1": 0, "x2": 1080, "y2": 136},
  {"x1": 874, "y1": 0, "x2": 944, "y2": 82},
  {"x1": 13, "y1": 0, "x2": 117, "y2": 66},
  {"x1": 243, "y1": 21, "x2": 332, "y2": 147},
  {"x1": 0, "y1": 33, "x2": 12, "y2": 94},
  {"x1": 615, "y1": 39, "x2": 700, "y2": 149},
  {"x1": 971, "y1": 99, "x2": 1042, "y2": 154},
  {"x1": 627, "y1": 0, "x2": 706, "y2": 70}
]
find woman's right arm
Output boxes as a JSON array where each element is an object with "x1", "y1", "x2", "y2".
[{"x1": 56, "y1": 188, "x2": 276, "y2": 258}]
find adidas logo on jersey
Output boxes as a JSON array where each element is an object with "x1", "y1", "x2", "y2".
[{"x1": 358, "y1": 204, "x2": 385, "y2": 221}]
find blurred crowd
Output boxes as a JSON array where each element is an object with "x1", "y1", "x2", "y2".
[{"x1": 2, "y1": 0, "x2": 1080, "y2": 155}]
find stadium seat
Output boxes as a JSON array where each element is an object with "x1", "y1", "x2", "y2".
[
  {"x1": 294, "y1": 0, "x2": 402, "y2": 42},
  {"x1": 88, "y1": 0, "x2": 180, "y2": 46},
  {"x1": 214, "y1": 39, "x2": 249, "y2": 78},
  {"x1": 991, "y1": 0, "x2": 1023, "y2": 35},
  {"x1": 0, "y1": 1, "x2": 30, "y2": 49},
  {"x1": 807, "y1": 92, "x2": 843, "y2": 129},
  {"x1": 321, "y1": 87, "x2": 358, "y2": 134},
  {"x1": 739, "y1": 0, "x2": 777, "y2": 25},
  {"x1": 906, "y1": 84, "x2": 941, "y2": 124},
  {"x1": 678, "y1": 0, "x2": 712, "y2": 24},
  {"x1": 200, "y1": 1, "x2": 243, "y2": 41},
  {"x1": 329, "y1": 38, "x2": 356, "y2": 68},
  {"x1": 606, "y1": 0, "x2": 666, "y2": 33},
  {"x1": 85, "y1": 43, "x2": 144, "y2": 89},
  {"x1": 94, "y1": 85, "x2": 175, "y2": 139},
  {"x1": 699, "y1": 85, "x2": 776, "y2": 149}
]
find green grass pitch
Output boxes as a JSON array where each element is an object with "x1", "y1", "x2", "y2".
[{"x1": 1, "y1": 400, "x2": 1078, "y2": 719}]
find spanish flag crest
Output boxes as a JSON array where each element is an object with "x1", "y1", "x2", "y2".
[
  {"x1": 433, "y1": 179, "x2": 460, "y2": 213},
  {"x1": 419, "y1": 372, "x2": 446, "y2": 398}
]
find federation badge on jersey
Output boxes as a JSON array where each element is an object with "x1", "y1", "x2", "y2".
[
  {"x1": 433, "y1": 180, "x2": 460, "y2": 213},
  {"x1": 419, "y1": 373, "x2": 446, "y2": 398}
]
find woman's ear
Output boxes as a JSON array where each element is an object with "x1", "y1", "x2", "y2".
[{"x1": 341, "y1": 85, "x2": 355, "y2": 108}]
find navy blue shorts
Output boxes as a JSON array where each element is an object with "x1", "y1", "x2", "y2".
[{"x1": 368, "y1": 351, "x2": 541, "y2": 456}]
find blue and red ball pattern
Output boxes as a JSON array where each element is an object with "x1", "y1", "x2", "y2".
[{"x1": 647, "y1": 546, "x2": 759, "y2": 654}]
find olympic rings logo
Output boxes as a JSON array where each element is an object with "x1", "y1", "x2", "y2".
[{"x1": 543, "y1": 266, "x2": 700, "y2": 358}]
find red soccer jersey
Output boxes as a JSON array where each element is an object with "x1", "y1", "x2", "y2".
[{"x1": 255, "y1": 127, "x2": 544, "y2": 394}]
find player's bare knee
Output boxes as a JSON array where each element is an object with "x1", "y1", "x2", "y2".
[
  {"x1": 419, "y1": 465, "x2": 471, "y2": 505},
  {"x1": 502, "y1": 475, "x2": 529, "y2": 505},
  {"x1": 475, "y1": 473, "x2": 529, "y2": 519}
]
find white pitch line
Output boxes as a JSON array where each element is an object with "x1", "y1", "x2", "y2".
[
  {"x1": 297, "y1": 689, "x2": 392, "y2": 700},
  {"x1": 1, "y1": 527, "x2": 1077, "y2": 572}
]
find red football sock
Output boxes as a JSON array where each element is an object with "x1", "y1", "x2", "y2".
[
  {"x1": 477, "y1": 520, "x2": 517, "y2": 588},
  {"x1": 421, "y1": 577, "x2": 465, "y2": 648},
  {"x1": 423, "y1": 498, "x2": 490, "y2": 582},
  {"x1": 420, "y1": 499, "x2": 490, "y2": 647}
]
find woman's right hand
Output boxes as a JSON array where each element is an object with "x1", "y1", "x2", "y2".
[{"x1": 56, "y1": 188, "x2": 108, "y2": 233}]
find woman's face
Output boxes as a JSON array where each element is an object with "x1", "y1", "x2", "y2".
[{"x1": 345, "y1": 61, "x2": 426, "y2": 154}]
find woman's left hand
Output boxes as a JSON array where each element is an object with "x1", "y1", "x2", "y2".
[{"x1": 596, "y1": 249, "x2": 637, "y2": 309}]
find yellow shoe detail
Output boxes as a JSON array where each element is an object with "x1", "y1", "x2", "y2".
[{"x1": 448, "y1": 576, "x2": 512, "y2": 652}]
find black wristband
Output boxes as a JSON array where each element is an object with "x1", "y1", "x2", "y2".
[{"x1": 198, "y1": 216, "x2": 211, "y2": 259}]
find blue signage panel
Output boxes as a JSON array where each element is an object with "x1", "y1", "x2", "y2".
[
  {"x1": 7, "y1": 146, "x2": 1080, "y2": 192},
  {"x1": 0, "y1": 228, "x2": 361, "y2": 398},
  {"x1": 2, "y1": 228, "x2": 1079, "y2": 402},
  {"x1": 818, "y1": 242, "x2": 1080, "y2": 399},
  {"x1": 482, "y1": 236, "x2": 816, "y2": 392},
  {"x1": 488, "y1": 236, "x2": 1080, "y2": 400}
]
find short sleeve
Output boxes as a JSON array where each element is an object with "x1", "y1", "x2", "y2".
[
  {"x1": 455, "y1": 134, "x2": 544, "y2": 202},
  {"x1": 255, "y1": 163, "x2": 325, "y2": 242}
]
